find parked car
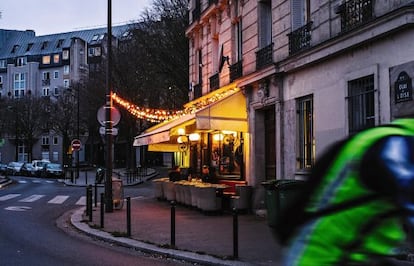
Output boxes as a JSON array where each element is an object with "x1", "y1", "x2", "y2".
[
  {"x1": 6, "y1": 162, "x2": 24, "y2": 176},
  {"x1": 20, "y1": 162, "x2": 37, "y2": 177},
  {"x1": 42, "y1": 163, "x2": 63, "y2": 178},
  {"x1": 32, "y1": 159, "x2": 50, "y2": 175}
]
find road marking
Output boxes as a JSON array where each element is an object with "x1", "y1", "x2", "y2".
[
  {"x1": 18, "y1": 180, "x2": 27, "y2": 184},
  {"x1": 48, "y1": 195, "x2": 69, "y2": 204},
  {"x1": 45, "y1": 180, "x2": 55, "y2": 184},
  {"x1": 19, "y1": 194, "x2": 45, "y2": 202},
  {"x1": 0, "y1": 194, "x2": 21, "y2": 201},
  {"x1": 76, "y1": 196, "x2": 86, "y2": 205},
  {"x1": 32, "y1": 180, "x2": 41, "y2": 183},
  {"x1": 4, "y1": 206, "x2": 32, "y2": 211}
]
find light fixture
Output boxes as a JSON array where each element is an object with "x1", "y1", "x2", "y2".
[
  {"x1": 178, "y1": 128, "x2": 186, "y2": 136},
  {"x1": 189, "y1": 133, "x2": 201, "y2": 142},
  {"x1": 213, "y1": 133, "x2": 224, "y2": 141},
  {"x1": 177, "y1": 135, "x2": 188, "y2": 143}
]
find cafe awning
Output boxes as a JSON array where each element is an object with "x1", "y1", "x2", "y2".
[{"x1": 133, "y1": 85, "x2": 248, "y2": 149}]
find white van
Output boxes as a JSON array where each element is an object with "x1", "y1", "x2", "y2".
[{"x1": 32, "y1": 159, "x2": 50, "y2": 176}]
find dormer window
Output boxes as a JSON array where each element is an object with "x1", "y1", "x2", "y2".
[
  {"x1": 17, "y1": 57, "x2": 27, "y2": 66},
  {"x1": 92, "y1": 34, "x2": 99, "y2": 41},
  {"x1": 26, "y1": 43, "x2": 34, "y2": 52},
  {"x1": 56, "y1": 39, "x2": 64, "y2": 48},
  {"x1": 41, "y1": 41, "x2": 48, "y2": 50},
  {"x1": 11, "y1": 45, "x2": 20, "y2": 53}
]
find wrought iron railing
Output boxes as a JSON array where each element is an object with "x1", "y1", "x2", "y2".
[
  {"x1": 209, "y1": 73, "x2": 219, "y2": 91},
  {"x1": 337, "y1": 0, "x2": 373, "y2": 32},
  {"x1": 288, "y1": 22, "x2": 313, "y2": 55},
  {"x1": 256, "y1": 43, "x2": 273, "y2": 70},
  {"x1": 229, "y1": 61, "x2": 243, "y2": 82}
]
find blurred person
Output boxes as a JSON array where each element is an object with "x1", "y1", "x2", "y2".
[{"x1": 277, "y1": 118, "x2": 414, "y2": 265}]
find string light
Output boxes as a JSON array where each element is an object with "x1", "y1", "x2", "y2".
[{"x1": 111, "y1": 86, "x2": 240, "y2": 123}]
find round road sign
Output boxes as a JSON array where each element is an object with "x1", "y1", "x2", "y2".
[{"x1": 71, "y1": 139, "x2": 82, "y2": 151}]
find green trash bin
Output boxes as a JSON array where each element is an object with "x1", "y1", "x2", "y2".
[{"x1": 262, "y1": 179, "x2": 306, "y2": 227}]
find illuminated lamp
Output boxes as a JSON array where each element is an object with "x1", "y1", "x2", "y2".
[
  {"x1": 178, "y1": 128, "x2": 186, "y2": 136},
  {"x1": 213, "y1": 133, "x2": 224, "y2": 141},
  {"x1": 177, "y1": 135, "x2": 188, "y2": 144},
  {"x1": 189, "y1": 133, "x2": 200, "y2": 142},
  {"x1": 222, "y1": 130, "x2": 237, "y2": 137}
]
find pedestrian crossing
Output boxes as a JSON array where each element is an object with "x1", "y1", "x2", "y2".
[
  {"x1": 17, "y1": 179, "x2": 58, "y2": 184},
  {"x1": 0, "y1": 193, "x2": 86, "y2": 206}
]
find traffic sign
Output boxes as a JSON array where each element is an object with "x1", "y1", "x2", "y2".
[
  {"x1": 99, "y1": 127, "x2": 118, "y2": 136},
  {"x1": 71, "y1": 139, "x2": 82, "y2": 151},
  {"x1": 97, "y1": 106, "x2": 121, "y2": 126}
]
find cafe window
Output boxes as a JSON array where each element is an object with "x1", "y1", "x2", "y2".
[{"x1": 211, "y1": 131, "x2": 243, "y2": 178}]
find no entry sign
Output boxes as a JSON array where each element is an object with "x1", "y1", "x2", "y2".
[{"x1": 71, "y1": 139, "x2": 82, "y2": 151}]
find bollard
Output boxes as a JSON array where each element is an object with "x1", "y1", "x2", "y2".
[
  {"x1": 233, "y1": 208, "x2": 239, "y2": 259},
  {"x1": 94, "y1": 183, "x2": 98, "y2": 207},
  {"x1": 88, "y1": 185, "x2": 93, "y2": 222},
  {"x1": 171, "y1": 200, "x2": 176, "y2": 247},
  {"x1": 85, "y1": 186, "x2": 90, "y2": 216},
  {"x1": 85, "y1": 170, "x2": 88, "y2": 185},
  {"x1": 127, "y1": 197, "x2": 131, "y2": 237},
  {"x1": 100, "y1": 193, "x2": 105, "y2": 228}
]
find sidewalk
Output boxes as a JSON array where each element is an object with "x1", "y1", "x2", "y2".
[
  {"x1": 0, "y1": 175, "x2": 12, "y2": 188},
  {"x1": 68, "y1": 168, "x2": 283, "y2": 265}
]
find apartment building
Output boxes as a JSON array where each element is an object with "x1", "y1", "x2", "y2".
[
  {"x1": 134, "y1": 0, "x2": 414, "y2": 212},
  {"x1": 0, "y1": 25, "x2": 131, "y2": 164}
]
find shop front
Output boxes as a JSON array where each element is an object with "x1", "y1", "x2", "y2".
[{"x1": 133, "y1": 87, "x2": 249, "y2": 183}]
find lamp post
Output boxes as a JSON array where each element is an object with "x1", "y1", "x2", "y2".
[{"x1": 105, "y1": 0, "x2": 114, "y2": 212}]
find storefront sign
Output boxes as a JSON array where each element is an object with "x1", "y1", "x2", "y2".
[{"x1": 395, "y1": 71, "x2": 413, "y2": 103}]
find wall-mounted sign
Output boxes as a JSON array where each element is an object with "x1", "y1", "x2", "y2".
[{"x1": 395, "y1": 71, "x2": 413, "y2": 103}]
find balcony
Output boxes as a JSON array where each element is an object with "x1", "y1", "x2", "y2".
[
  {"x1": 288, "y1": 22, "x2": 313, "y2": 55},
  {"x1": 337, "y1": 0, "x2": 373, "y2": 32},
  {"x1": 209, "y1": 73, "x2": 219, "y2": 91},
  {"x1": 256, "y1": 43, "x2": 273, "y2": 70},
  {"x1": 42, "y1": 79, "x2": 50, "y2": 86},
  {"x1": 229, "y1": 61, "x2": 243, "y2": 82},
  {"x1": 193, "y1": 83, "x2": 202, "y2": 99}
]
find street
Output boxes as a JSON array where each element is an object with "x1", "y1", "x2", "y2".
[{"x1": 0, "y1": 175, "x2": 193, "y2": 266}]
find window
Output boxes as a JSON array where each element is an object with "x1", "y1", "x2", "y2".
[
  {"x1": 0, "y1": 76, "x2": 3, "y2": 89},
  {"x1": 64, "y1": 65, "x2": 70, "y2": 74},
  {"x1": 17, "y1": 57, "x2": 27, "y2": 66},
  {"x1": 258, "y1": 0, "x2": 272, "y2": 48},
  {"x1": 297, "y1": 95, "x2": 314, "y2": 170},
  {"x1": 347, "y1": 74, "x2": 375, "y2": 135},
  {"x1": 41, "y1": 41, "x2": 48, "y2": 50},
  {"x1": 18, "y1": 145, "x2": 28, "y2": 162},
  {"x1": 0, "y1": 60, "x2": 6, "y2": 68},
  {"x1": 62, "y1": 50, "x2": 69, "y2": 60},
  {"x1": 53, "y1": 54, "x2": 60, "y2": 64},
  {"x1": 43, "y1": 71, "x2": 50, "y2": 80},
  {"x1": 14, "y1": 73, "x2": 26, "y2": 97},
  {"x1": 53, "y1": 136, "x2": 59, "y2": 145},
  {"x1": 42, "y1": 55, "x2": 51, "y2": 64},
  {"x1": 88, "y1": 47, "x2": 101, "y2": 57},
  {"x1": 42, "y1": 87, "x2": 50, "y2": 96},
  {"x1": 54, "y1": 87, "x2": 59, "y2": 95},
  {"x1": 292, "y1": 0, "x2": 311, "y2": 31},
  {"x1": 63, "y1": 79, "x2": 70, "y2": 88},
  {"x1": 42, "y1": 136, "x2": 50, "y2": 145},
  {"x1": 233, "y1": 0, "x2": 243, "y2": 62},
  {"x1": 26, "y1": 43, "x2": 33, "y2": 52},
  {"x1": 52, "y1": 152, "x2": 58, "y2": 161},
  {"x1": 54, "y1": 71, "x2": 59, "y2": 79},
  {"x1": 56, "y1": 39, "x2": 64, "y2": 48},
  {"x1": 11, "y1": 45, "x2": 19, "y2": 53}
]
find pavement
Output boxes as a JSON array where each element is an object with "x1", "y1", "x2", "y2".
[{"x1": 62, "y1": 167, "x2": 282, "y2": 266}]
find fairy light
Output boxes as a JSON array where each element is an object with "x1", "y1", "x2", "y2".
[{"x1": 111, "y1": 86, "x2": 240, "y2": 123}]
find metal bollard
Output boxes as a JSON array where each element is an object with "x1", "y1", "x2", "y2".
[
  {"x1": 127, "y1": 197, "x2": 131, "y2": 237},
  {"x1": 100, "y1": 193, "x2": 105, "y2": 228},
  {"x1": 233, "y1": 208, "x2": 239, "y2": 259},
  {"x1": 88, "y1": 185, "x2": 93, "y2": 222},
  {"x1": 171, "y1": 200, "x2": 176, "y2": 247},
  {"x1": 94, "y1": 183, "x2": 98, "y2": 207}
]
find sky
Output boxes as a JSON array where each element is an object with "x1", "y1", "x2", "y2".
[{"x1": 0, "y1": 0, "x2": 151, "y2": 36}]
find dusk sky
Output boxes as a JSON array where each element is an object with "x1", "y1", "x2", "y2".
[{"x1": 0, "y1": 0, "x2": 151, "y2": 36}]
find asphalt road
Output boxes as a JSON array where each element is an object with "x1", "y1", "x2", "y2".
[{"x1": 0, "y1": 175, "x2": 194, "y2": 266}]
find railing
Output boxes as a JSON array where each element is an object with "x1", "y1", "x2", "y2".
[
  {"x1": 229, "y1": 61, "x2": 243, "y2": 82},
  {"x1": 256, "y1": 43, "x2": 273, "y2": 70},
  {"x1": 209, "y1": 73, "x2": 219, "y2": 91},
  {"x1": 42, "y1": 79, "x2": 50, "y2": 86},
  {"x1": 192, "y1": 5, "x2": 201, "y2": 22},
  {"x1": 193, "y1": 83, "x2": 202, "y2": 99},
  {"x1": 337, "y1": 0, "x2": 373, "y2": 32},
  {"x1": 288, "y1": 22, "x2": 313, "y2": 55}
]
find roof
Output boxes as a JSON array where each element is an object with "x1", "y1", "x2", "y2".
[{"x1": 0, "y1": 24, "x2": 136, "y2": 59}]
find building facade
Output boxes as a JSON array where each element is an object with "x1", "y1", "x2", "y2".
[
  {"x1": 183, "y1": 0, "x2": 414, "y2": 212},
  {"x1": 0, "y1": 26, "x2": 131, "y2": 165}
]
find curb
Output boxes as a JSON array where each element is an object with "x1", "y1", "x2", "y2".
[
  {"x1": 70, "y1": 207, "x2": 250, "y2": 266},
  {"x1": 0, "y1": 177, "x2": 13, "y2": 188}
]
